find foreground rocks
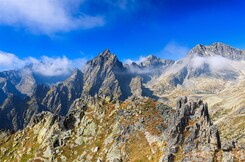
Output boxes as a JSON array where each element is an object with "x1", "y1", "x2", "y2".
[
  {"x1": 162, "y1": 97, "x2": 221, "y2": 161},
  {"x1": 0, "y1": 96, "x2": 244, "y2": 162}
]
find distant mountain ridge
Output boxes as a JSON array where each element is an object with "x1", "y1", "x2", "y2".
[
  {"x1": 0, "y1": 49, "x2": 158, "y2": 130},
  {"x1": 149, "y1": 43, "x2": 245, "y2": 95},
  {"x1": 0, "y1": 42, "x2": 244, "y2": 162},
  {"x1": 0, "y1": 42, "x2": 244, "y2": 131},
  {"x1": 188, "y1": 42, "x2": 245, "y2": 60}
]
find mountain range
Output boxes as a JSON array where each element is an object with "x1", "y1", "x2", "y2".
[{"x1": 0, "y1": 42, "x2": 244, "y2": 161}]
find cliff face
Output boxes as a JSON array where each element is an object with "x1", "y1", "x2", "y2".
[
  {"x1": 82, "y1": 49, "x2": 125, "y2": 100},
  {"x1": 163, "y1": 97, "x2": 221, "y2": 161},
  {"x1": 0, "y1": 96, "x2": 243, "y2": 162},
  {"x1": 42, "y1": 69, "x2": 84, "y2": 116}
]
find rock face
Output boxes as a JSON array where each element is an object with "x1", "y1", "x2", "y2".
[
  {"x1": 129, "y1": 77, "x2": 143, "y2": 96},
  {"x1": 0, "y1": 69, "x2": 82, "y2": 131},
  {"x1": 0, "y1": 67, "x2": 70, "y2": 130},
  {"x1": 0, "y1": 68, "x2": 38, "y2": 99},
  {"x1": 163, "y1": 97, "x2": 221, "y2": 161},
  {"x1": 0, "y1": 71, "x2": 26, "y2": 104},
  {"x1": 140, "y1": 55, "x2": 175, "y2": 68},
  {"x1": 15, "y1": 69, "x2": 36, "y2": 96},
  {"x1": 0, "y1": 84, "x2": 50, "y2": 131},
  {"x1": 82, "y1": 49, "x2": 126, "y2": 100},
  {"x1": 0, "y1": 94, "x2": 28, "y2": 131},
  {"x1": 188, "y1": 42, "x2": 245, "y2": 60},
  {"x1": 42, "y1": 69, "x2": 84, "y2": 116}
]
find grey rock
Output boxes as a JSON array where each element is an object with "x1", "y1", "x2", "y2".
[
  {"x1": 82, "y1": 49, "x2": 125, "y2": 100},
  {"x1": 163, "y1": 97, "x2": 221, "y2": 160},
  {"x1": 129, "y1": 77, "x2": 143, "y2": 96},
  {"x1": 188, "y1": 42, "x2": 245, "y2": 61},
  {"x1": 222, "y1": 141, "x2": 235, "y2": 151},
  {"x1": 140, "y1": 55, "x2": 175, "y2": 68},
  {"x1": 42, "y1": 69, "x2": 84, "y2": 116}
]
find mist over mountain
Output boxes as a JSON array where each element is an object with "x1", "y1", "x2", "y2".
[
  {"x1": 0, "y1": 42, "x2": 245, "y2": 128},
  {"x1": 0, "y1": 42, "x2": 244, "y2": 161}
]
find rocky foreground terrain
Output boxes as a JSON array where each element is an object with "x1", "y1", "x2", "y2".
[
  {"x1": 0, "y1": 42, "x2": 244, "y2": 161},
  {"x1": 0, "y1": 96, "x2": 244, "y2": 161}
]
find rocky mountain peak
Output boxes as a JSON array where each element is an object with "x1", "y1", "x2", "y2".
[
  {"x1": 82, "y1": 49, "x2": 125, "y2": 99},
  {"x1": 98, "y1": 49, "x2": 117, "y2": 61},
  {"x1": 189, "y1": 43, "x2": 206, "y2": 54},
  {"x1": 100, "y1": 48, "x2": 111, "y2": 56},
  {"x1": 188, "y1": 42, "x2": 245, "y2": 60},
  {"x1": 146, "y1": 54, "x2": 158, "y2": 60},
  {"x1": 85, "y1": 49, "x2": 122, "y2": 69},
  {"x1": 140, "y1": 55, "x2": 174, "y2": 67}
]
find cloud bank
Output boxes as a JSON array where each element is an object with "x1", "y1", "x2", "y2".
[
  {"x1": 124, "y1": 56, "x2": 148, "y2": 65},
  {"x1": 0, "y1": 51, "x2": 87, "y2": 76},
  {"x1": 0, "y1": 0, "x2": 104, "y2": 34},
  {"x1": 189, "y1": 55, "x2": 245, "y2": 74},
  {"x1": 124, "y1": 56, "x2": 172, "y2": 74},
  {"x1": 161, "y1": 55, "x2": 245, "y2": 78}
]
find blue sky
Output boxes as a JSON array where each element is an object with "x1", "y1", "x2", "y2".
[{"x1": 0, "y1": 0, "x2": 245, "y2": 73}]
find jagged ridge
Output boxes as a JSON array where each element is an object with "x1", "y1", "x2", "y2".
[{"x1": 0, "y1": 97, "x2": 243, "y2": 161}]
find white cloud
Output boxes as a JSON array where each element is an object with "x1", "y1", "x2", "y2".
[
  {"x1": 161, "y1": 55, "x2": 245, "y2": 79},
  {"x1": 124, "y1": 56, "x2": 171, "y2": 74},
  {"x1": 124, "y1": 56, "x2": 147, "y2": 65},
  {"x1": 0, "y1": 0, "x2": 105, "y2": 34},
  {"x1": 189, "y1": 55, "x2": 245, "y2": 73},
  {"x1": 0, "y1": 51, "x2": 87, "y2": 76},
  {"x1": 157, "y1": 41, "x2": 190, "y2": 60},
  {"x1": 30, "y1": 56, "x2": 87, "y2": 76},
  {"x1": 0, "y1": 51, "x2": 26, "y2": 70}
]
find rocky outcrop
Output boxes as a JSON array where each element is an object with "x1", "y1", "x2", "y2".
[
  {"x1": 42, "y1": 69, "x2": 83, "y2": 116},
  {"x1": 0, "y1": 94, "x2": 28, "y2": 131},
  {"x1": 0, "y1": 96, "x2": 244, "y2": 162},
  {"x1": 82, "y1": 49, "x2": 126, "y2": 100},
  {"x1": 0, "y1": 84, "x2": 50, "y2": 131},
  {"x1": 0, "y1": 69, "x2": 35, "y2": 98},
  {"x1": 162, "y1": 97, "x2": 221, "y2": 162},
  {"x1": 129, "y1": 77, "x2": 142, "y2": 96},
  {"x1": 0, "y1": 79, "x2": 26, "y2": 101},
  {"x1": 15, "y1": 69, "x2": 36, "y2": 96}
]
